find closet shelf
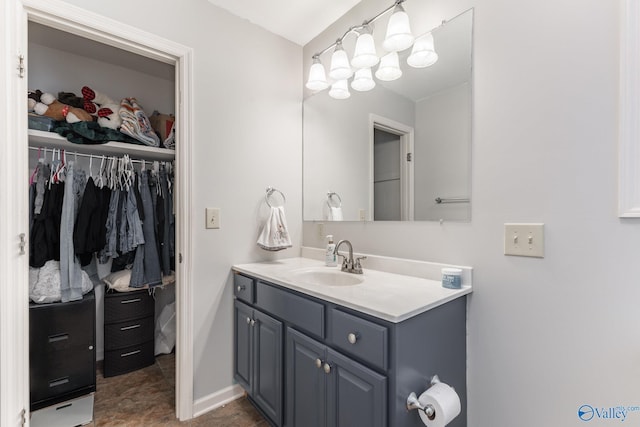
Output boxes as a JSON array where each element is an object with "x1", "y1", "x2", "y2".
[{"x1": 28, "y1": 129, "x2": 176, "y2": 161}]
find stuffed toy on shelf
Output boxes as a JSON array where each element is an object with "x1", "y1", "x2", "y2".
[
  {"x1": 81, "y1": 85, "x2": 122, "y2": 130},
  {"x1": 32, "y1": 92, "x2": 93, "y2": 123}
]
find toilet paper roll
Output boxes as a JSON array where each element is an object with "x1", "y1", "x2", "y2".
[{"x1": 417, "y1": 382, "x2": 461, "y2": 427}]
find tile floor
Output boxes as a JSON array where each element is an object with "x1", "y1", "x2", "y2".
[{"x1": 93, "y1": 353, "x2": 267, "y2": 426}]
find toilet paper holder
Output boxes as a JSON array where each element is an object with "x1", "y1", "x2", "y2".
[{"x1": 406, "y1": 375, "x2": 442, "y2": 420}]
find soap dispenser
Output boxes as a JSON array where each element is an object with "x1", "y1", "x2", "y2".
[{"x1": 325, "y1": 235, "x2": 337, "y2": 267}]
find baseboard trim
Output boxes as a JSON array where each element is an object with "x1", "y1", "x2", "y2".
[{"x1": 192, "y1": 384, "x2": 245, "y2": 418}]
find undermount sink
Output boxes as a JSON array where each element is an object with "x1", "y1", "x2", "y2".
[{"x1": 285, "y1": 268, "x2": 364, "y2": 287}]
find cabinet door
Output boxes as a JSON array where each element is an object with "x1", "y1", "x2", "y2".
[
  {"x1": 234, "y1": 300, "x2": 253, "y2": 391},
  {"x1": 326, "y1": 348, "x2": 387, "y2": 427},
  {"x1": 253, "y1": 309, "x2": 283, "y2": 426},
  {"x1": 286, "y1": 328, "x2": 327, "y2": 427}
]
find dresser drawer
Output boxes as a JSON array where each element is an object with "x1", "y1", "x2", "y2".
[
  {"x1": 30, "y1": 294, "x2": 95, "y2": 353},
  {"x1": 256, "y1": 282, "x2": 325, "y2": 338},
  {"x1": 104, "y1": 316, "x2": 155, "y2": 351},
  {"x1": 329, "y1": 308, "x2": 388, "y2": 370},
  {"x1": 30, "y1": 346, "x2": 95, "y2": 407},
  {"x1": 234, "y1": 274, "x2": 255, "y2": 303},
  {"x1": 104, "y1": 340, "x2": 155, "y2": 377},
  {"x1": 104, "y1": 290, "x2": 154, "y2": 323}
]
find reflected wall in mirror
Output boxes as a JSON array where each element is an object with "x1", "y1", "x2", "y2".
[{"x1": 303, "y1": 7, "x2": 473, "y2": 222}]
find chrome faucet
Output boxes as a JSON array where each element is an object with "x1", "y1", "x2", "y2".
[{"x1": 334, "y1": 240, "x2": 366, "y2": 274}]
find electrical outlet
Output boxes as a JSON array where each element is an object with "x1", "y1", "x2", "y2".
[
  {"x1": 317, "y1": 223, "x2": 325, "y2": 239},
  {"x1": 359, "y1": 209, "x2": 366, "y2": 221},
  {"x1": 504, "y1": 223, "x2": 544, "y2": 257},
  {"x1": 206, "y1": 208, "x2": 220, "y2": 229}
]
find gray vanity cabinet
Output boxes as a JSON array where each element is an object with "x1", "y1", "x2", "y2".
[
  {"x1": 286, "y1": 328, "x2": 327, "y2": 427},
  {"x1": 234, "y1": 299, "x2": 283, "y2": 425},
  {"x1": 286, "y1": 327, "x2": 386, "y2": 427},
  {"x1": 233, "y1": 271, "x2": 467, "y2": 427}
]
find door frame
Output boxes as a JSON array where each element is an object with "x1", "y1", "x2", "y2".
[
  {"x1": 369, "y1": 114, "x2": 415, "y2": 221},
  {"x1": 2, "y1": 0, "x2": 195, "y2": 422}
]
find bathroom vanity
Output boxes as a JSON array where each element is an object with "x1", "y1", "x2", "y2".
[{"x1": 232, "y1": 256, "x2": 471, "y2": 427}]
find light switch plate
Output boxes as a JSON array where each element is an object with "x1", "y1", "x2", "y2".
[
  {"x1": 206, "y1": 208, "x2": 220, "y2": 229},
  {"x1": 504, "y1": 223, "x2": 544, "y2": 257},
  {"x1": 359, "y1": 209, "x2": 366, "y2": 221}
]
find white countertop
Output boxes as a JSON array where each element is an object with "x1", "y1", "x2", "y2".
[{"x1": 232, "y1": 257, "x2": 472, "y2": 323}]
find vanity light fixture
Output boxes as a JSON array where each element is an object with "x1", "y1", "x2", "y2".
[
  {"x1": 306, "y1": 56, "x2": 330, "y2": 91},
  {"x1": 407, "y1": 32, "x2": 438, "y2": 68},
  {"x1": 351, "y1": 26, "x2": 378, "y2": 69},
  {"x1": 329, "y1": 79, "x2": 351, "y2": 99},
  {"x1": 305, "y1": 0, "x2": 440, "y2": 99},
  {"x1": 351, "y1": 68, "x2": 376, "y2": 91},
  {"x1": 382, "y1": 3, "x2": 414, "y2": 52},
  {"x1": 375, "y1": 51, "x2": 402, "y2": 81},
  {"x1": 329, "y1": 41, "x2": 353, "y2": 80}
]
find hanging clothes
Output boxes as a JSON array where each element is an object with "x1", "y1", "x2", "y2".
[
  {"x1": 130, "y1": 171, "x2": 162, "y2": 288},
  {"x1": 73, "y1": 177, "x2": 112, "y2": 266},
  {"x1": 60, "y1": 162, "x2": 87, "y2": 302}
]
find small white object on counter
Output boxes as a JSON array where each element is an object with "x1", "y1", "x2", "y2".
[{"x1": 233, "y1": 256, "x2": 472, "y2": 323}]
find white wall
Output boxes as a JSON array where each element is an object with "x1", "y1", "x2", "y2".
[
  {"x1": 304, "y1": 0, "x2": 640, "y2": 426},
  {"x1": 58, "y1": 0, "x2": 303, "y2": 403}
]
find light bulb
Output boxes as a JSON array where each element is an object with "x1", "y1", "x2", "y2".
[
  {"x1": 375, "y1": 51, "x2": 402, "y2": 81},
  {"x1": 351, "y1": 68, "x2": 376, "y2": 92},
  {"x1": 329, "y1": 79, "x2": 351, "y2": 99},
  {"x1": 329, "y1": 41, "x2": 353, "y2": 80},
  {"x1": 407, "y1": 32, "x2": 438, "y2": 68},
  {"x1": 306, "y1": 57, "x2": 329, "y2": 91},
  {"x1": 382, "y1": 4, "x2": 414, "y2": 52},
  {"x1": 351, "y1": 30, "x2": 379, "y2": 69}
]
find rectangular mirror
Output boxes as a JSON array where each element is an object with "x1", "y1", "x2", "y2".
[{"x1": 303, "y1": 7, "x2": 473, "y2": 222}]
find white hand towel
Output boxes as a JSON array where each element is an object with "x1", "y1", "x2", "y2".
[
  {"x1": 257, "y1": 206, "x2": 292, "y2": 251},
  {"x1": 329, "y1": 206, "x2": 343, "y2": 221}
]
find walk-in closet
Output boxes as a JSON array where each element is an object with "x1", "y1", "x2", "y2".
[{"x1": 22, "y1": 7, "x2": 192, "y2": 424}]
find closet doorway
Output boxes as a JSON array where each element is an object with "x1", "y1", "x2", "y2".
[
  {"x1": 369, "y1": 114, "x2": 414, "y2": 221},
  {"x1": 3, "y1": 0, "x2": 194, "y2": 423}
]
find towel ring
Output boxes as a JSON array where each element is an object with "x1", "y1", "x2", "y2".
[
  {"x1": 326, "y1": 191, "x2": 342, "y2": 208},
  {"x1": 265, "y1": 186, "x2": 286, "y2": 208}
]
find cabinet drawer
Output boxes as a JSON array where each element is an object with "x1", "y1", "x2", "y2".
[
  {"x1": 104, "y1": 316, "x2": 155, "y2": 351},
  {"x1": 30, "y1": 347, "x2": 95, "y2": 407},
  {"x1": 329, "y1": 308, "x2": 388, "y2": 370},
  {"x1": 104, "y1": 290, "x2": 154, "y2": 323},
  {"x1": 234, "y1": 274, "x2": 255, "y2": 303},
  {"x1": 104, "y1": 340, "x2": 155, "y2": 377},
  {"x1": 256, "y1": 282, "x2": 325, "y2": 338},
  {"x1": 30, "y1": 293, "x2": 95, "y2": 353}
]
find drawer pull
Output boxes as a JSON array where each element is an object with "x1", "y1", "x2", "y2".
[
  {"x1": 323, "y1": 363, "x2": 332, "y2": 374},
  {"x1": 237, "y1": 285, "x2": 245, "y2": 292},
  {"x1": 56, "y1": 403, "x2": 72, "y2": 411},
  {"x1": 315, "y1": 358, "x2": 323, "y2": 369},
  {"x1": 121, "y1": 350, "x2": 141, "y2": 358},
  {"x1": 49, "y1": 377, "x2": 69, "y2": 388},
  {"x1": 48, "y1": 334, "x2": 69, "y2": 343},
  {"x1": 120, "y1": 324, "x2": 141, "y2": 331},
  {"x1": 120, "y1": 298, "x2": 142, "y2": 304},
  {"x1": 347, "y1": 333, "x2": 359, "y2": 344}
]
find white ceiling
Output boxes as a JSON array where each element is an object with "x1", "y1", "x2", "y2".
[{"x1": 206, "y1": 0, "x2": 362, "y2": 46}]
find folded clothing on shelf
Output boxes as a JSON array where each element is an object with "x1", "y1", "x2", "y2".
[{"x1": 119, "y1": 98, "x2": 160, "y2": 147}]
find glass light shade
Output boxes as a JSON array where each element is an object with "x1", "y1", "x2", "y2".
[
  {"x1": 407, "y1": 32, "x2": 439, "y2": 68},
  {"x1": 351, "y1": 32, "x2": 379, "y2": 69},
  {"x1": 382, "y1": 4, "x2": 414, "y2": 52},
  {"x1": 351, "y1": 68, "x2": 376, "y2": 92},
  {"x1": 329, "y1": 79, "x2": 351, "y2": 99},
  {"x1": 329, "y1": 43, "x2": 353, "y2": 80},
  {"x1": 306, "y1": 58, "x2": 329, "y2": 91},
  {"x1": 375, "y1": 51, "x2": 402, "y2": 81}
]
